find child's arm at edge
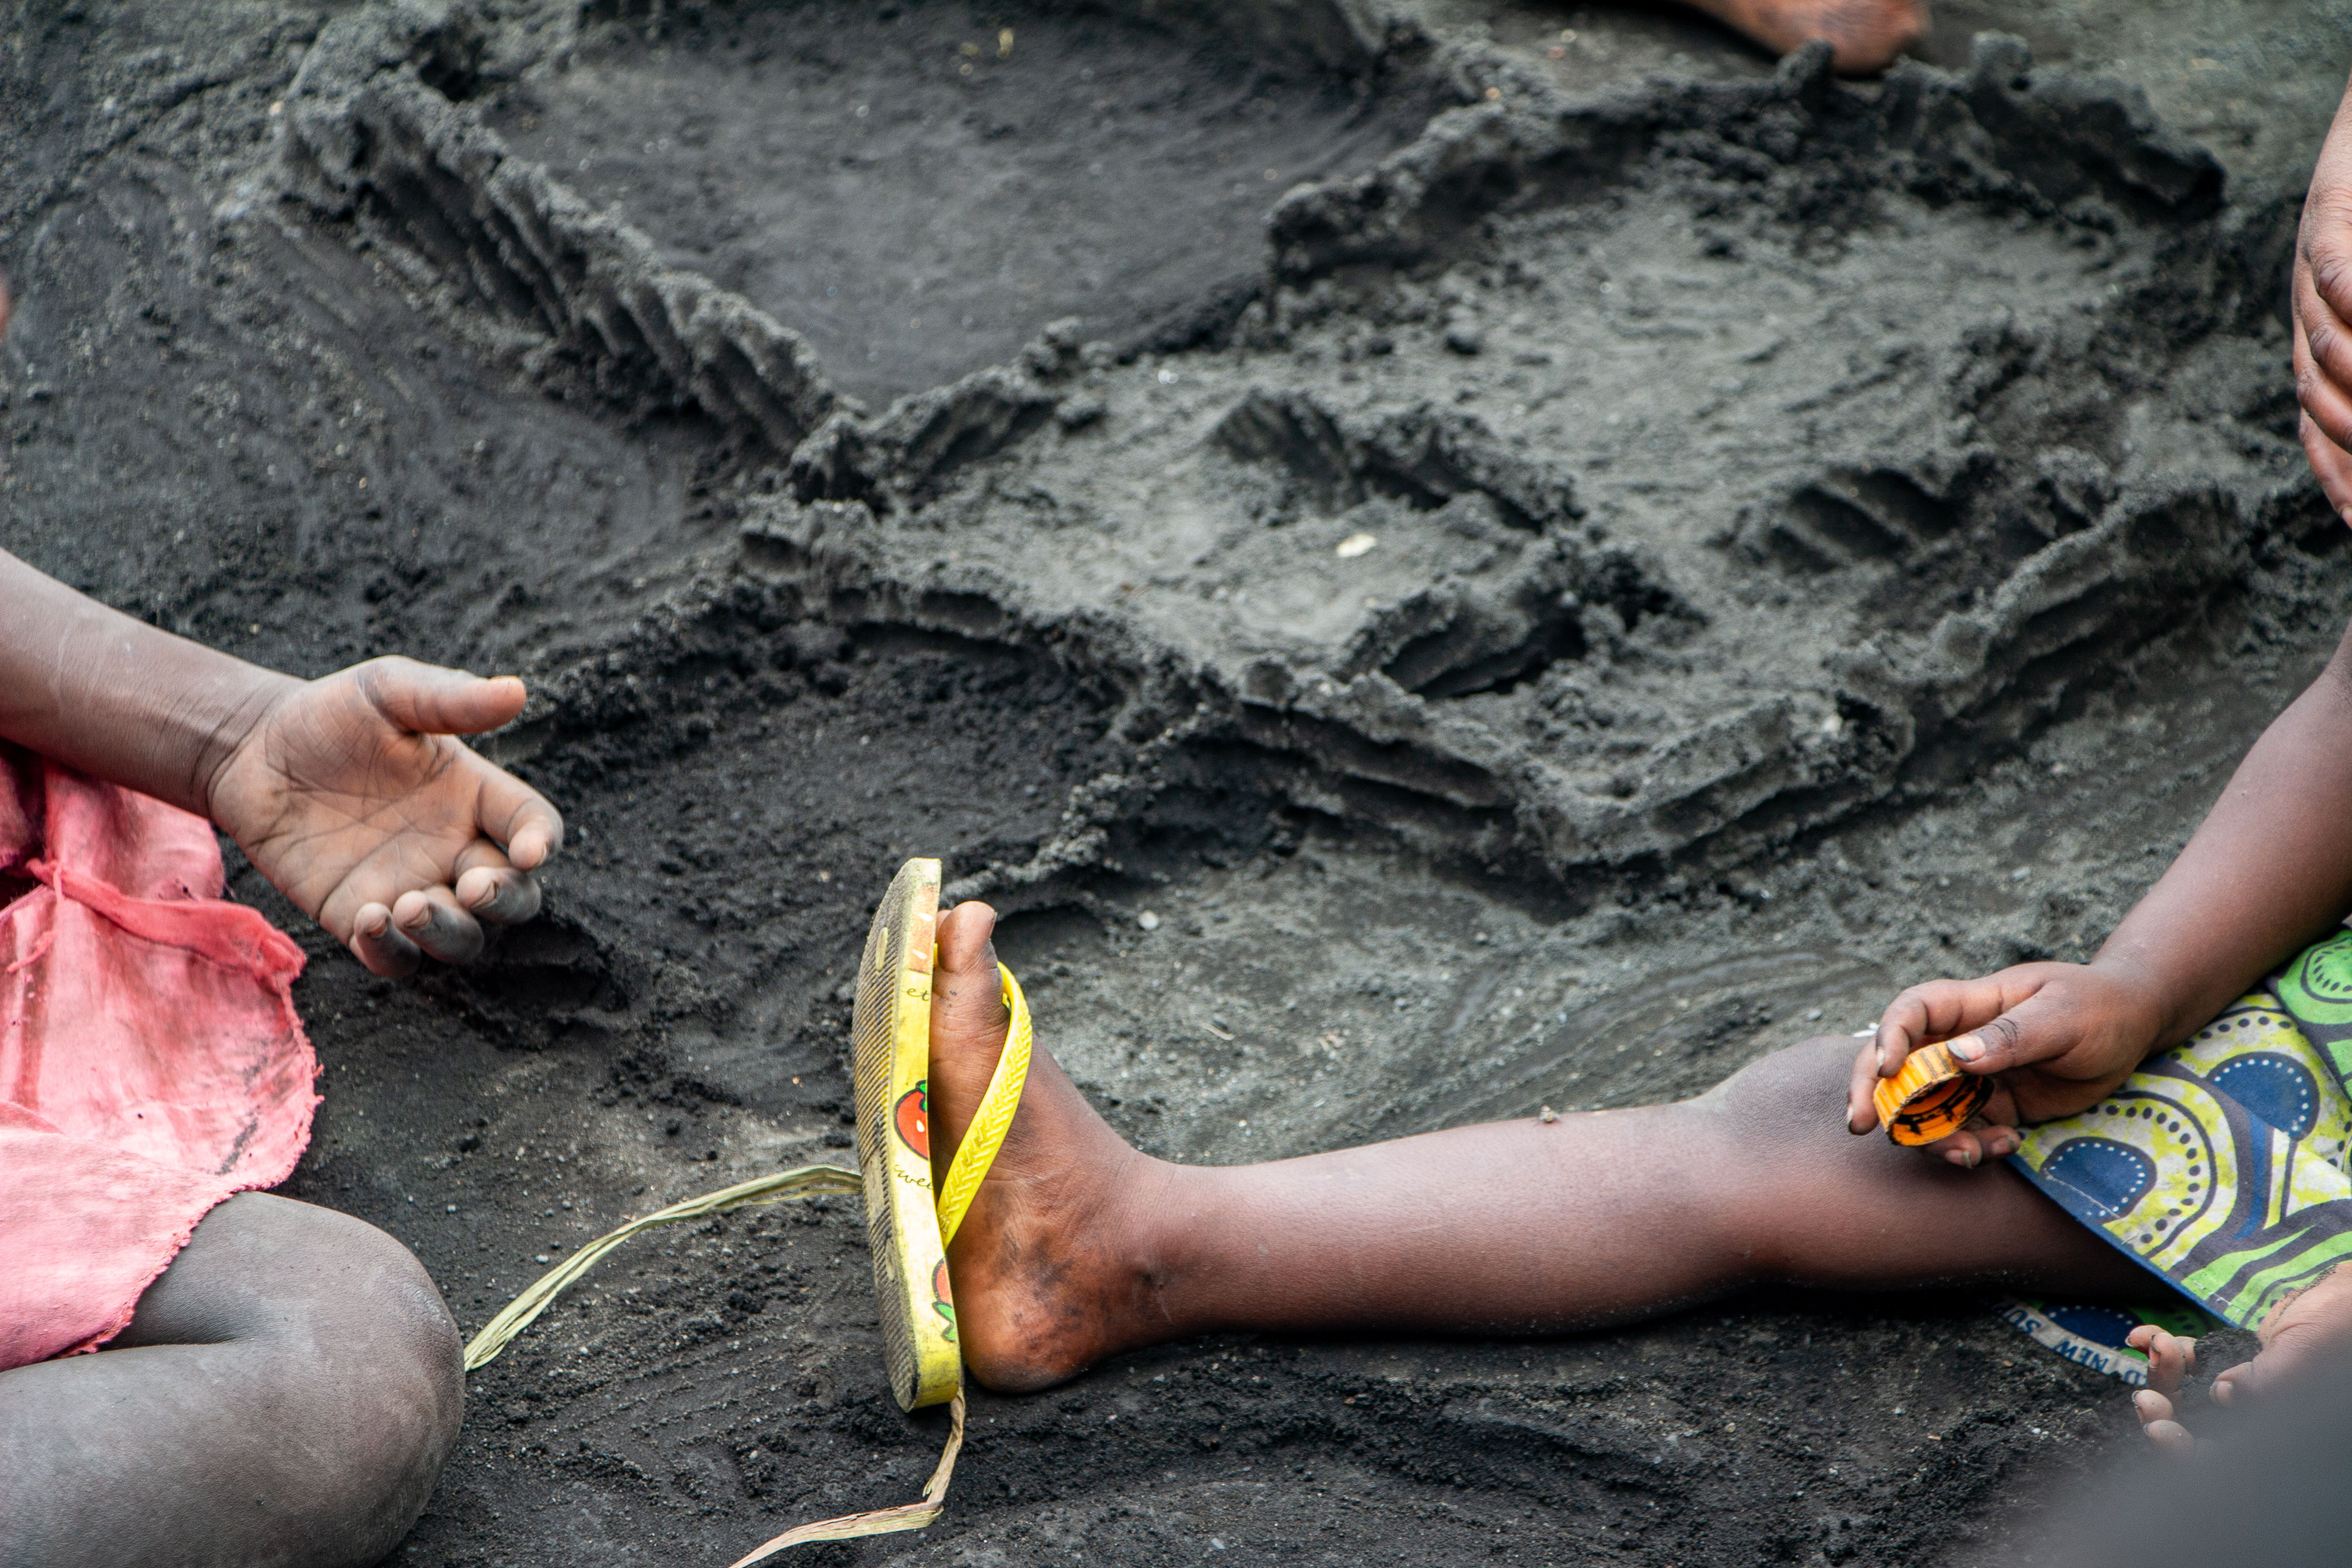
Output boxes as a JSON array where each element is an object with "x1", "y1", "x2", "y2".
[
  {"x1": 1846, "y1": 613, "x2": 2352, "y2": 1157},
  {"x1": 0, "y1": 547, "x2": 297, "y2": 817},
  {"x1": 0, "y1": 547, "x2": 562, "y2": 976}
]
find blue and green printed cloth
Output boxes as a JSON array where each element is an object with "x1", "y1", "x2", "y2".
[{"x1": 2010, "y1": 930, "x2": 2352, "y2": 1347}]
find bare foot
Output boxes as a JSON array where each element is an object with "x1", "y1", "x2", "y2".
[
  {"x1": 2128, "y1": 1264, "x2": 2352, "y2": 1453},
  {"x1": 926, "y1": 900, "x2": 1168, "y2": 1392},
  {"x1": 1675, "y1": 0, "x2": 1928, "y2": 75}
]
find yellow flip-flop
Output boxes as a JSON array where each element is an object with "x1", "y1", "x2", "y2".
[
  {"x1": 722, "y1": 856, "x2": 1033, "y2": 1562},
  {"x1": 852, "y1": 855, "x2": 1033, "y2": 1414},
  {"x1": 460, "y1": 857, "x2": 1034, "y2": 1565}
]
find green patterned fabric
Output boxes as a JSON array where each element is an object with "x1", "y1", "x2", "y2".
[{"x1": 2011, "y1": 931, "x2": 2352, "y2": 1330}]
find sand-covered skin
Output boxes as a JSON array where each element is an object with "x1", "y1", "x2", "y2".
[{"x1": 3, "y1": 1, "x2": 2349, "y2": 1564}]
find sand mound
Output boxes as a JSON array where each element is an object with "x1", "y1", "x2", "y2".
[{"x1": 3, "y1": 1, "x2": 2345, "y2": 1562}]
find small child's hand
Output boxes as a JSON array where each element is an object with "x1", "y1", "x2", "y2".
[
  {"x1": 2129, "y1": 1265, "x2": 2352, "y2": 1454},
  {"x1": 204, "y1": 657, "x2": 564, "y2": 976},
  {"x1": 1843, "y1": 960, "x2": 2167, "y2": 1165}
]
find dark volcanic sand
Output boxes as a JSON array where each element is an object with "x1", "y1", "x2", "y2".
[
  {"x1": 481, "y1": 2, "x2": 1439, "y2": 407},
  {"x1": 2, "y1": 2, "x2": 2348, "y2": 1566}
]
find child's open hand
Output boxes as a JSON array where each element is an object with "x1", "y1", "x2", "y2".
[
  {"x1": 2129, "y1": 1264, "x2": 2352, "y2": 1455},
  {"x1": 202, "y1": 657, "x2": 563, "y2": 976},
  {"x1": 1844, "y1": 960, "x2": 2167, "y2": 1165},
  {"x1": 2292, "y1": 68, "x2": 2352, "y2": 522}
]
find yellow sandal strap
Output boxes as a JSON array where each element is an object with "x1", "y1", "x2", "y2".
[
  {"x1": 722, "y1": 1390, "x2": 965, "y2": 1567},
  {"x1": 935, "y1": 962, "x2": 1031, "y2": 1250},
  {"x1": 456, "y1": 941, "x2": 1035, "y2": 1564},
  {"x1": 460, "y1": 1163, "x2": 862, "y2": 1372}
]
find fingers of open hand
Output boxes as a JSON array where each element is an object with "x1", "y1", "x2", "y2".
[
  {"x1": 393, "y1": 887, "x2": 486, "y2": 965},
  {"x1": 2292, "y1": 277, "x2": 2352, "y2": 459},
  {"x1": 476, "y1": 766, "x2": 564, "y2": 873},
  {"x1": 2300, "y1": 412, "x2": 2352, "y2": 522},
  {"x1": 351, "y1": 902, "x2": 425, "y2": 979},
  {"x1": 456, "y1": 862, "x2": 541, "y2": 925},
  {"x1": 2128, "y1": 1326, "x2": 2198, "y2": 1395},
  {"x1": 2132, "y1": 1395, "x2": 2197, "y2": 1457},
  {"x1": 354, "y1": 656, "x2": 529, "y2": 738},
  {"x1": 324, "y1": 826, "x2": 541, "y2": 971},
  {"x1": 449, "y1": 838, "x2": 543, "y2": 925},
  {"x1": 344, "y1": 867, "x2": 524, "y2": 972}
]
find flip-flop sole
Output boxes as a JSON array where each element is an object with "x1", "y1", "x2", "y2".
[
  {"x1": 852, "y1": 856, "x2": 962, "y2": 1413},
  {"x1": 465, "y1": 856, "x2": 1033, "y2": 1561}
]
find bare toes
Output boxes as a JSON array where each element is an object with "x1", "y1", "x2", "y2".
[
  {"x1": 932, "y1": 904, "x2": 1008, "y2": 1043},
  {"x1": 927, "y1": 902, "x2": 1012, "y2": 1162}
]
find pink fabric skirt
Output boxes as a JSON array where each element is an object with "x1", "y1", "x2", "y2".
[{"x1": 0, "y1": 745, "x2": 315, "y2": 1370}]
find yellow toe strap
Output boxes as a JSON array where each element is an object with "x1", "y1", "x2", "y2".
[
  {"x1": 935, "y1": 963, "x2": 1032, "y2": 1250},
  {"x1": 725, "y1": 961, "x2": 1033, "y2": 1567},
  {"x1": 456, "y1": 944, "x2": 1039, "y2": 1566}
]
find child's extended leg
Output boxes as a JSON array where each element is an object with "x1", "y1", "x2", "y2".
[
  {"x1": 926, "y1": 903, "x2": 2151, "y2": 1393},
  {"x1": 0, "y1": 1193, "x2": 462, "y2": 1568}
]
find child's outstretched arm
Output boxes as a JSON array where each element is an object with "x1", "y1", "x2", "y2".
[
  {"x1": 2077, "y1": 68, "x2": 2352, "y2": 1453},
  {"x1": 0, "y1": 546, "x2": 562, "y2": 975},
  {"x1": 1847, "y1": 613, "x2": 2352, "y2": 1161},
  {"x1": 1866, "y1": 53, "x2": 2352, "y2": 1132},
  {"x1": 1843, "y1": 615, "x2": 2352, "y2": 1451}
]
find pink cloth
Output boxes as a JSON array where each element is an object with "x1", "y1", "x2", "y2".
[{"x1": 0, "y1": 745, "x2": 315, "y2": 1369}]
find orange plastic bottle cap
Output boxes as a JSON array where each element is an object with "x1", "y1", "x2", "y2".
[{"x1": 1873, "y1": 1040, "x2": 1994, "y2": 1146}]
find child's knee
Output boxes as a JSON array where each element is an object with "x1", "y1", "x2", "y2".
[
  {"x1": 307, "y1": 1207, "x2": 465, "y2": 1467},
  {"x1": 211, "y1": 1197, "x2": 465, "y2": 1538},
  {"x1": 5, "y1": 1198, "x2": 464, "y2": 1568},
  {"x1": 1690, "y1": 1032, "x2": 1867, "y2": 1154},
  {"x1": 278, "y1": 1205, "x2": 464, "y2": 1558}
]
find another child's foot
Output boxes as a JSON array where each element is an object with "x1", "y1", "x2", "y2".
[
  {"x1": 1678, "y1": 0, "x2": 1928, "y2": 75},
  {"x1": 924, "y1": 901, "x2": 1169, "y2": 1392}
]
